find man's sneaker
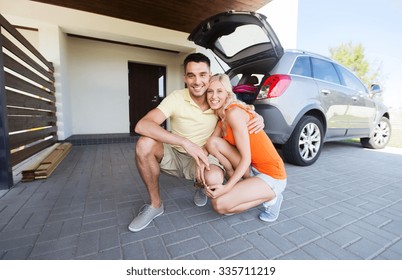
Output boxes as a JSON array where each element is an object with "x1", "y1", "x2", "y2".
[
  {"x1": 194, "y1": 188, "x2": 207, "y2": 207},
  {"x1": 259, "y1": 194, "x2": 283, "y2": 222},
  {"x1": 128, "y1": 203, "x2": 164, "y2": 232}
]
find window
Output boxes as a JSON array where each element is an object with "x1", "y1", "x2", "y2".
[
  {"x1": 311, "y1": 58, "x2": 341, "y2": 85},
  {"x1": 335, "y1": 64, "x2": 367, "y2": 93},
  {"x1": 290, "y1": 56, "x2": 312, "y2": 77},
  {"x1": 215, "y1": 24, "x2": 271, "y2": 58}
]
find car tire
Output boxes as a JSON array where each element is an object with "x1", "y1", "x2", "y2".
[
  {"x1": 282, "y1": 115, "x2": 324, "y2": 166},
  {"x1": 360, "y1": 116, "x2": 391, "y2": 149}
]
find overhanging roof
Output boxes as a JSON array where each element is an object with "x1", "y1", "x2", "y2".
[{"x1": 31, "y1": 0, "x2": 272, "y2": 33}]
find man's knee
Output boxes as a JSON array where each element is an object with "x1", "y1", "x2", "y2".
[
  {"x1": 204, "y1": 165, "x2": 224, "y2": 186},
  {"x1": 135, "y1": 136, "x2": 161, "y2": 158}
]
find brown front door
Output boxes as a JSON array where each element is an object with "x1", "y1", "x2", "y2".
[{"x1": 128, "y1": 62, "x2": 166, "y2": 135}]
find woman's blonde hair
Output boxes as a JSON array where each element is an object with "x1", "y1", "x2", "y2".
[{"x1": 209, "y1": 73, "x2": 255, "y2": 135}]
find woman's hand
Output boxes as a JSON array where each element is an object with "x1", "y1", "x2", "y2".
[{"x1": 205, "y1": 184, "x2": 229, "y2": 199}]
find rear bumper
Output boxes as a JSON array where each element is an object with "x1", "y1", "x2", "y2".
[{"x1": 254, "y1": 104, "x2": 293, "y2": 144}]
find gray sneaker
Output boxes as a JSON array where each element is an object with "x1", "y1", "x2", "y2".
[
  {"x1": 128, "y1": 203, "x2": 164, "y2": 232},
  {"x1": 259, "y1": 194, "x2": 283, "y2": 222},
  {"x1": 194, "y1": 188, "x2": 207, "y2": 207}
]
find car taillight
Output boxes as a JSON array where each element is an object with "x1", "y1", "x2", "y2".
[{"x1": 256, "y1": 74, "x2": 291, "y2": 100}]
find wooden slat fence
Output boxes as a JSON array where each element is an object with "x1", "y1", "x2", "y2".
[{"x1": 0, "y1": 13, "x2": 57, "y2": 189}]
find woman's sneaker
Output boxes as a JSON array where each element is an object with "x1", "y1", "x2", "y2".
[
  {"x1": 259, "y1": 194, "x2": 283, "y2": 222},
  {"x1": 128, "y1": 203, "x2": 164, "y2": 232}
]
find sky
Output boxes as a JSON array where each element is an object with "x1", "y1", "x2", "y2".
[{"x1": 263, "y1": 0, "x2": 402, "y2": 108}]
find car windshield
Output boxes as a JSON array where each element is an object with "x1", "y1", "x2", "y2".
[{"x1": 215, "y1": 24, "x2": 270, "y2": 57}]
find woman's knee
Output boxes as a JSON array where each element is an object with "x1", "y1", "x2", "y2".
[
  {"x1": 206, "y1": 136, "x2": 223, "y2": 154},
  {"x1": 211, "y1": 198, "x2": 229, "y2": 215}
]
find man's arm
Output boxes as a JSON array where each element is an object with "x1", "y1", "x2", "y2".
[
  {"x1": 135, "y1": 108, "x2": 177, "y2": 144},
  {"x1": 135, "y1": 108, "x2": 209, "y2": 167},
  {"x1": 247, "y1": 111, "x2": 265, "y2": 134}
]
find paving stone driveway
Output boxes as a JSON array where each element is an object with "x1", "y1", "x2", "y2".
[{"x1": 1, "y1": 141, "x2": 401, "y2": 260}]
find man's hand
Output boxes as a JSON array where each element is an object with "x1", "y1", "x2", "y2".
[
  {"x1": 195, "y1": 162, "x2": 208, "y2": 187},
  {"x1": 182, "y1": 140, "x2": 210, "y2": 169},
  {"x1": 247, "y1": 111, "x2": 265, "y2": 134}
]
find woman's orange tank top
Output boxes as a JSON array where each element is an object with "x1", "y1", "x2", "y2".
[{"x1": 221, "y1": 104, "x2": 286, "y2": 179}]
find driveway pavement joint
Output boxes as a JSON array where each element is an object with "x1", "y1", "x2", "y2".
[{"x1": 1, "y1": 141, "x2": 402, "y2": 260}]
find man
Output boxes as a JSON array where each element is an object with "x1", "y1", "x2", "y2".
[{"x1": 129, "y1": 53, "x2": 263, "y2": 232}]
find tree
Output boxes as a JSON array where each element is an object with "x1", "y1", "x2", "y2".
[{"x1": 329, "y1": 42, "x2": 382, "y2": 87}]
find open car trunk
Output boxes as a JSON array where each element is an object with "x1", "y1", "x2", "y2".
[{"x1": 188, "y1": 11, "x2": 283, "y2": 69}]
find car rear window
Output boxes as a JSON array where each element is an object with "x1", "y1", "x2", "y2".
[
  {"x1": 290, "y1": 56, "x2": 312, "y2": 77},
  {"x1": 215, "y1": 24, "x2": 271, "y2": 57}
]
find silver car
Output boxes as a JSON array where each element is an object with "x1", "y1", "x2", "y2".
[{"x1": 189, "y1": 11, "x2": 391, "y2": 166}]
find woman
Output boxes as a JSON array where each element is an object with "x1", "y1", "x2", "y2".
[{"x1": 204, "y1": 74, "x2": 287, "y2": 222}]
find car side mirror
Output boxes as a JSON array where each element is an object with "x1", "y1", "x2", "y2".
[{"x1": 370, "y1": 84, "x2": 382, "y2": 95}]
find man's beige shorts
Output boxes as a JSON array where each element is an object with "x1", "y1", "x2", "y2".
[{"x1": 160, "y1": 143, "x2": 222, "y2": 180}]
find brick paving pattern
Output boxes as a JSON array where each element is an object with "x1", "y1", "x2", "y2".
[{"x1": 1, "y1": 141, "x2": 401, "y2": 260}]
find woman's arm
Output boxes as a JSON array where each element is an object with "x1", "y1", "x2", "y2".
[
  {"x1": 205, "y1": 107, "x2": 251, "y2": 198},
  {"x1": 224, "y1": 108, "x2": 252, "y2": 189}
]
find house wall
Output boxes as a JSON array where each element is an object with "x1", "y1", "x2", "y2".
[
  {"x1": 0, "y1": 0, "x2": 196, "y2": 139},
  {"x1": 16, "y1": 28, "x2": 39, "y2": 48},
  {"x1": 66, "y1": 36, "x2": 185, "y2": 135},
  {"x1": 0, "y1": 0, "x2": 293, "y2": 139}
]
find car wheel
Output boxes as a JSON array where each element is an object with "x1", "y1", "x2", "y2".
[
  {"x1": 282, "y1": 115, "x2": 324, "y2": 166},
  {"x1": 360, "y1": 116, "x2": 391, "y2": 149}
]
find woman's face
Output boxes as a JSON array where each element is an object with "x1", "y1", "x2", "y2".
[{"x1": 206, "y1": 80, "x2": 228, "y2": 111}]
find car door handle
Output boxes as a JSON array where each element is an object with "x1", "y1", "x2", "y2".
[
  {"x1": 321, "y1": 89, "x2": 331, "y2": 95},
  {"x1": 352, "y1": 96, "x2": 358, "y2": 102}
]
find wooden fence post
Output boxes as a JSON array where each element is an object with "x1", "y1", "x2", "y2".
[{"x1": 0, "y1": 29, "x2": 13, "y2": 190}]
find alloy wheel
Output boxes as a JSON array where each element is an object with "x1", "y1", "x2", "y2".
[
  {"x1": 373, "y1": 119, "x2": 391, "y2": 147},
  {"x1": 299, "y1": 122, "x2": 321, "y2": 161}
]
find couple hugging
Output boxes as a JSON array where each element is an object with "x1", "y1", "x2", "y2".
[{"x1": 129, "y1": 53, "x2": 286, "y2": 232}]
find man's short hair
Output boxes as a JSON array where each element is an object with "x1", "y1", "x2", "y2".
[{"x1": 184, "y1": 53, "x2": 211, "y2": 72}]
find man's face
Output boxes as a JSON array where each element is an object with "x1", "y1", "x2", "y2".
[{"x1": 184, "y1": 61, "x2": 211, "y2": 98}]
